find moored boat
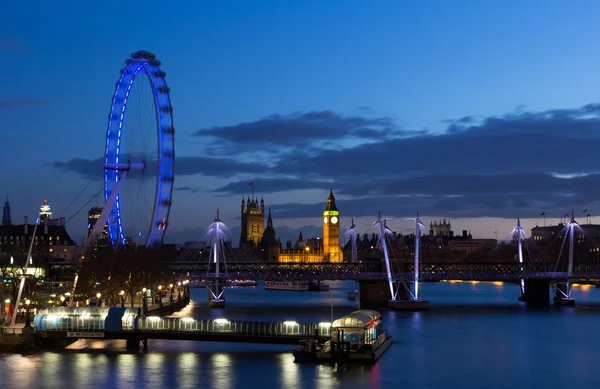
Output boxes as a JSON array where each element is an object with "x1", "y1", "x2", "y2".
[
  {"x1": 264, "y1": 280, "x2": 309, "y2": 291},
  {"x1": 227, "y1": 279, "x2": 257, "y2": 287},
  {"x1": 293, "y1": 310, "x2": 392, "y2": 363}
]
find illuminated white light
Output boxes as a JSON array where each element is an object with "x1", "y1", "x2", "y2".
[
  {"x1": 147, "y1": 316, "x2": 161, "y2": 321},
  {"x1": 214, "y1": 318, "x2": 229, "y2": 325},
  {"x1": 283, "y1": 321, "x2": 298, "y2": 326},
  {"x1": 181, "y1": 318, "x2": 195, "y2": 322},
  {"x1": 318, "y1": 322, "x2": 331, "y2": 328}
]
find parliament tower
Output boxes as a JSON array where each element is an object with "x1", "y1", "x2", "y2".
[
  {"x1": 240, "y1": 196, "x2": 265, "y2": 248},
  {"x1": 322, "y1": 188, "x2": 341, "y2": 262}
]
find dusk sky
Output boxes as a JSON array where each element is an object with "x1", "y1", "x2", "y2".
[{"x1": 2, "y1": 1, "x2": 600, "y2": 244}]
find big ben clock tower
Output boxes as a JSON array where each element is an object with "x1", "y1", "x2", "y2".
[{"x1": 322, "y1": 188, "x2": 341, "y2": 262}]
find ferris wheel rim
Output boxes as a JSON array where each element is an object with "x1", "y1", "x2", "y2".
[{"x1": 104, "y1": 50, "x2": 174, "y2": 249}]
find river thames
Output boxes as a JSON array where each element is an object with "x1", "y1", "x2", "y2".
[{"x1": 2, "y1": 281, "x2": 600, "y2": 389}]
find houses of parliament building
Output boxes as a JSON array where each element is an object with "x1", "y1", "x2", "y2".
[{"x1": 239, "y1": 189, "x2": 342, "y2": 263}]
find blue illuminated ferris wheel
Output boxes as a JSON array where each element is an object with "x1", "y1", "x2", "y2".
[{"x1": 104, "y1": 51, "x2": 175, "y2": 249}]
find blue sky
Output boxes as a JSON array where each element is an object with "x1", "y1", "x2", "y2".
[{"x1": 2, "y1": 1, "x2": 600, "y2": 244}]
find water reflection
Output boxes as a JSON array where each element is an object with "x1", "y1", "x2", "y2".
[
  {"x1": 177, "y1": 352, "x2": 199, "y2": 388},
  {"x1": 278, "y1": 354, "x2": 298, "y2": 388},
  {"x1": 211, "y1": 353, "x2": 232, "y2": 389},
  {"x1": 3, "y1": 282, "x2": 600, "y2": 388}
]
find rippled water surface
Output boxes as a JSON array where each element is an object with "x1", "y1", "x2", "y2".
[{"x1": 3, "y1": 281, "x2": 600, "y2": 389}]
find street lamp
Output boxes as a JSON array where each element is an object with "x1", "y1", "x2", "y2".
[
  {"x1": 60, "y1": 295, "x2": 66, "y2": 307},
  {"x1": 120, "y1": 290, "x2": 125, "y2": 307},
  {"x1": 25, "y1": 299, "x2": 31, "y2": 327},
  {"x1": 96, "y1": 292, "x2": 101, "y2": 307}
]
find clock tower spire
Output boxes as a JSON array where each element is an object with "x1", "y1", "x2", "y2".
[{"x1": 322, "y1": 187, "x2": 341, "y2": 262}]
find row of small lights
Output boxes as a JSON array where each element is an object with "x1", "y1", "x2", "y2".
[
  {"x1": 141, "y1": 280, "x2": 188, "y2": 295},
  {"x1": 145, "y1": 317, "x2": 332, "y2": 328}
]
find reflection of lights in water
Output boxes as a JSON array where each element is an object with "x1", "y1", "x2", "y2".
[
  {"x1": 493, "y1": 281, "x2": 504, "y2": 286},
  {"x1": 315, "y1": 364, "x2": 336, "y2": 389},
  {"x1": 143, "y1": 354, "x2": 166, "y2": 388},
  {"x1": 74, "y1": 353, "x2": 94, "y2": 370},
  {"x1": 211, "y1": 353, "x2": 232, "y2": 389},
  {"x1": 7, "y1": 354, "x2": 38, "y2": 387},
  {"x1": 279, "y1": 354, "x2": 299, "y2": 387},
  {"x1": 146, "y1": 353, "x2": 165, "y2": 368},
  {"x1": 116, "y1": 354, "x2": 137, "y2": 385},
  {"x1": 470, "y1": 281, "x2": 479, "y2": 284},
  {"x1": 412, "y1": 311, "x2": 422, "y2": 330},
  {"x1": 447, "y1": 280, "x2": 462, "y2": 283},
  {"x1": 572, "y1": 283, "x2": 592, "y2": 292},
  {"x1": 178, "y1": 353, "x2": 198, "y2": 388}
]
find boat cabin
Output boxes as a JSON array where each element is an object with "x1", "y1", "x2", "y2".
[{"x1": 331, "y1": 310, "x2": 382, "y2": 348}]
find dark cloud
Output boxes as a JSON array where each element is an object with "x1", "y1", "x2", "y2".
[
  {"x1": 50, "y1": 157, "x2": 105, "y2": 179},
  {"x1": 193, "y1": 111, "x2": 409, "y2": 156},
  {"x1": 49, "y1": 156, "x2": 268, "y2": 180},
  {"x1": 213, "y1": 178, "x2": 328, "y2": 195},
  {"x1": 174, "y1": 186, "x2": 200, "y2": 194},
  {"x1": 0, "y1": 98, "x2": 49, "y2": 109},
  {"x1": 211, "y1": 103, "x2": 600, "y2": 220},
  {"x1": 49, "y1": 103, "x2": 600, "y2": 221}
]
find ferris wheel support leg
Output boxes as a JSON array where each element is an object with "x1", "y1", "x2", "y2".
[
  {"x1": 83, "y1": 171, "x2": 128, "y2": 254},
  {"x1": 71, "y1": 172, "x2": 128, "y2": 307}
]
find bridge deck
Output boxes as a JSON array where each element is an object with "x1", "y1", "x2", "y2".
[{"x1": 46, "y1": 261, "x2": 600, "y2": 282}]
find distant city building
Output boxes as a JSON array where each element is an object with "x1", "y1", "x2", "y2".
[
  {"x1": 278, "y1": 189, "x2": 342, "y2": 263},
  {"x1": 255, "y1": 208, "x2": 280, "y2": 261},
  {"x1": 430, "y1": 219, "x2": 452, "y2": 237},
  {"x1": 448, "y1": 238, "x2": 497, "y2": 254},
  {"x1": 87, "y1": 206, "x2": 109, "y2": 247},
  {"x1": 240, "y1": 196, "x2": 265, "y2": 248},
  {"x1": 39, "y1": 200, "x2": 52, "y2": 224},
  {"x1": 322, "y1": 189, "x2": 341, "y2": 262},
  {"x1": 531, "y1": 223, "x2": 600, "y2": 242},
  {"x1": 0, "y1": 215, "x2": 78, "y2": 262},
  {"x1": 2, "y1": 197, "x2": 11, "y2": 226}
]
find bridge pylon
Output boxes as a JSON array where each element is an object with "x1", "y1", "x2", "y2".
[
  {"x1": 206, "y1": 209, "x2": 227, "y2": 308},
  {"x1": 552, "y1": 211, "x2": 578, "y2": 306},
  {"x1": 387, "y1": 212, "x2": 429, "y2": 310}
]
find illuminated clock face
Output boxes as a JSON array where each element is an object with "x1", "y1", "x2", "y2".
[
  {"x1": 331, "y1": 216, "x2": 338, "y2": 224},
  {"x1": 323, "y1": 217, "x2": 328, "y2": 224}
]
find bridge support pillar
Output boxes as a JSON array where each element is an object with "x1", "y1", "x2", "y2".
[
  {"x1": 207, "y1": 280, "x2": 226, "y2": 308},
  {"x1": 553, "y1": 282, "x2": 575, "y2": 306},
  {"x1": 519, "y1": 279, "x2": 550, "y2": 305},
  {"x1": 359, "y1": 280, "x2": 390, "y2": 308},
  {"x1": 126, "y1": 336, "x2": 140, "y2": 352},
  {"x1": 388, "y1": 282, "x2": 430, "y2": 310}
]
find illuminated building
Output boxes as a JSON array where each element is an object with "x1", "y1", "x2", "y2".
[
  {"x1": 87, "y1": 206, "x2": 109, "y2": 247},
  {"x1": 0, "y1": 216, "x2": 78, "y2": 262},
  {"x1": 278, "y1": 188, "x2": 342, "y2": 263},
  {"x1": 39, "y1": 200, "x2": 52, "y2": 224},
  {"x1": 322, "y1": 188, "x2": 341, "y2": 262},
  {"x1": 240, "y1": 196, "x2": 265, "y2": 248}
]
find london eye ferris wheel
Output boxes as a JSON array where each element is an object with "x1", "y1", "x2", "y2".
[{"x1": 103, "y1": 50, "x2": 175, "y2": 249}]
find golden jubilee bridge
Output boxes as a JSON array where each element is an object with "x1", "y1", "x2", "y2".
[{"x1": 42, "y1": 214, "x2": 600, "y2": 308}]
